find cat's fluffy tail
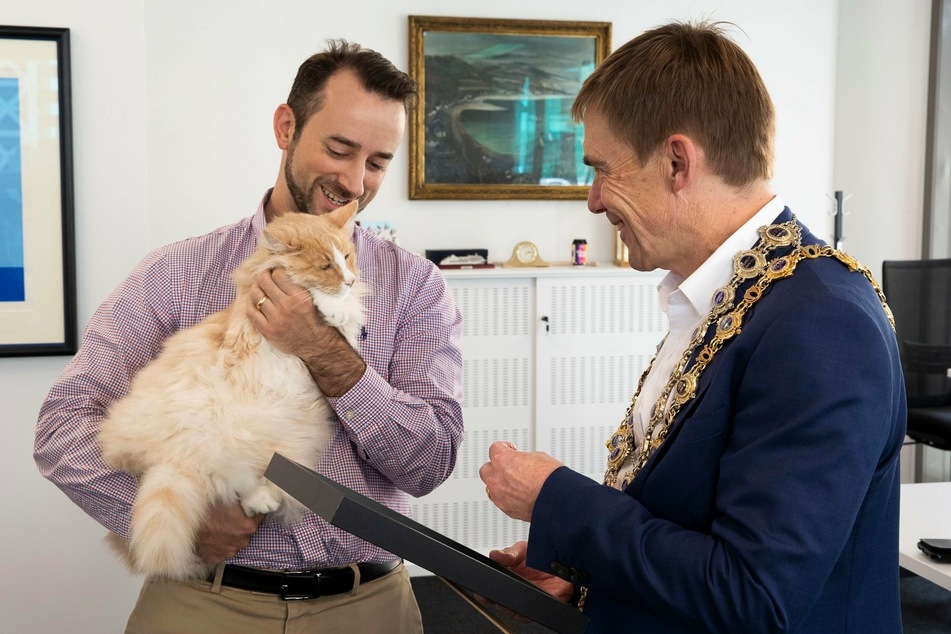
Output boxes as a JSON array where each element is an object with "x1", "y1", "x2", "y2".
[{"x1": 127, "y1": 464, "x2": 211, "y2": 580}]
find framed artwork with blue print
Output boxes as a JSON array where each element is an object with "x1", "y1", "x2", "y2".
[{"x1": 0, "y1": 26, "x2": 76, "y2": 357}]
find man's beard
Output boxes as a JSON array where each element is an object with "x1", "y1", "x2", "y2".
[{"x1": 284, "y1": 142, "x2": 356, "y2": 215}]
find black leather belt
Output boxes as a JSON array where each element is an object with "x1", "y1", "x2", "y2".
[{"x1": 219, "y1": 559, "x2": 401, "y2": 600}]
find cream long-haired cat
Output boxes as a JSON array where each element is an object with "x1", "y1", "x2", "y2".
[{"x1": 97, "y1": 201, "x2": 365, "y2": 580}]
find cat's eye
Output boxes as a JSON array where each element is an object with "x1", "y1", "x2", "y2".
[{"x1": 321, "y1": 264, "x2": 332, "y2": 271}]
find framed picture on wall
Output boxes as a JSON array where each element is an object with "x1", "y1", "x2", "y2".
[
  {"x1": 0, "y1": 26, "x2": 76, "y2": 357},
  {"x1": 408, "y1": 15, "x2": 611, "y2": 200}
]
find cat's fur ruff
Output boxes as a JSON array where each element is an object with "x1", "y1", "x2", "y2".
[{"x1": 97, "y1": 201, "x2": 366, "y2": 580}]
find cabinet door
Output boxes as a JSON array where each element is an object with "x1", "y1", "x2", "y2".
[
  {"x1": 411, "y1": 277, "x2": 535, "y2": 553},
  {"x1": 535, "y1": 274, "x2": 667, "y2": 483},
  {"x1": 410, "y1": 272, "x2": 668, "y2": 560}
]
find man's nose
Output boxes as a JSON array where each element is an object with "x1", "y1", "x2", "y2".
[
  {"x1": 587, "y1": 177, "x2": 605, "y2": 213},
  {"x1": 337, "y1": 162, "x2": 365, "y2": 199}
]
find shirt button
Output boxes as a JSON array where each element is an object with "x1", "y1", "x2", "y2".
[{"x1": 345, "y1": 411, "x2": 355, "y2": 420}]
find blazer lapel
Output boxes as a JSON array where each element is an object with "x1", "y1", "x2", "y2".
[{"x1": 626, "y1": 208, "x2": 806, "y2": 493}]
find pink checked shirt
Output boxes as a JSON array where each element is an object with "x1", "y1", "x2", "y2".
[{"x1": 34, "y1": 192, "x2": 464, "y2": 568}]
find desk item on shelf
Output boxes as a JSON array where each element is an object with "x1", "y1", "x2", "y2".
[
  {"x1": 361, "y1": 221, "x2": 398, "y2": 243},
  {"x1": 425, "y1": 248, "x2": 494, "y2": 269},
  {"x1": 614, "y1": 227, "x2": 629, "y2": 266},
  {"x1": 503, "y1": 241, "x2": 549, "y2": 268},
  {"x1": 441, "y1": 254, "x2": 486, "y2": 266},
  {"x1": 439, "y1": 255, "x2": 495, "y2": 270},
  {"x1": 572, "y1": 239, "x2": 588, "y2": 265}
]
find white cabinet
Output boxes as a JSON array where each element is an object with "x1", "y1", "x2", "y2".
[{"x1": 410, "y1": 266, "x2": 667, "y2": 555}]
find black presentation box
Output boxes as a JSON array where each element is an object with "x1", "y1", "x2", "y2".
[{"x1": 264, "y1": 453, "x2": 589, "y2": 634}]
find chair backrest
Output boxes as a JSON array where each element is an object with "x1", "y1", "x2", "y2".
[{"x1": 882, "y1": 258, "x2": 951, "y2": 407}]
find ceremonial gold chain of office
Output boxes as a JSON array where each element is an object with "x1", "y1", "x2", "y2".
[{"x1": 603, "y1": 218, "x2": 894, "y2": 489}]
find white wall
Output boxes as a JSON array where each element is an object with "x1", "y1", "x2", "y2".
[
  {"x1": 834, "y1": 0, "x2": 932, "y2": 274},
  {"x1": 2, "y1": 2, "x2": 149, "y2": 632},
  {"x1": 0, "y1": 0, "x2": 929, "y2": 631},
  {"x1": 142, "y1": 0, "x2": 839, "y2": 263},
  {"x1": 833, "y1": 0, "x2": 935, "y2": 484}
]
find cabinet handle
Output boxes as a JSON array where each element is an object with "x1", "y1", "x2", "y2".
[{"x1": 540, "y1": 315, "x2": 550, "y2": 333}]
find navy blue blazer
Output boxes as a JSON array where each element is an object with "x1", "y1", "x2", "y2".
[{"x1": 528, "y1": 210, "x2": 906, "y2": 633}]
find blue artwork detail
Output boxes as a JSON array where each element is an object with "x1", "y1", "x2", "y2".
[{"x1": 0, "y1": 76, "x2": 24, "y2": 302}]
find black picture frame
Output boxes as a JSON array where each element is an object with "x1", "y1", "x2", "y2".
[{"x1": 0, "y1": 26, "x2": 76, "y2": 357}]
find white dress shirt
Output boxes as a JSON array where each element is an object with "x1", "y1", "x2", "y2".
[{"x1": 612, "y1": 196, "x2": 786, "y2": 488}]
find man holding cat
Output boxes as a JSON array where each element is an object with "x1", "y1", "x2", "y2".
[{"x1": 35, "y1": 41, "x2": 463, "y2": 632}]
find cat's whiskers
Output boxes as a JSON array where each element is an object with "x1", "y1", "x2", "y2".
[{"x1": 288, "y1": 288, "x2": 318, "y2": 311}]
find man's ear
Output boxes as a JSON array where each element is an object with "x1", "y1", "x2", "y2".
[
  {"x1": 665, "y1": 134, "x2": 698, "y2": 193},
  {"x1": 273, "y1": 104, "x2": 296, "y2": 151}
]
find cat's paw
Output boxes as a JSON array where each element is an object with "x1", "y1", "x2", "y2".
[
  {"x1": 321, "y1": 309, "x2": 346, "y2": 328},
  {"x1": 241, "y1": 487, "x2": 282, "y2": 516}
]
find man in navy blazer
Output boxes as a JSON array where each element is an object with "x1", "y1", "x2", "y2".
[{"x1": 480, "y1": 21, "x2": 905, "y2": 633}]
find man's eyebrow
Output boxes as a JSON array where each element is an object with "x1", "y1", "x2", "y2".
[{"x1": 327, "y1": 135, "x2": 394, "y2": 161}]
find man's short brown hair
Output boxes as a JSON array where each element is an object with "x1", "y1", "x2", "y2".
[
  {"x1": 287, "y1": 39, "x2": 418, "y2": 139},
  {"x1": 572, "y1": 21, "x2": 774, "y2": 188}
]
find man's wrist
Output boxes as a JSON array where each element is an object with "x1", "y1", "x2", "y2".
[
  {"x1": 312, "y1": 357, "x2": 366, "y2": 397},
  {"x1": 297, "y1": 328, "x2": 366, "y2": 397}
]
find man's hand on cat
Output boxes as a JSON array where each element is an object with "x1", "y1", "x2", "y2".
[
  {"x1": 195, "y1": 502, "x2": 265, "y2": 564},
  {"x1": 249, "y1": 268, "x2": 366, "y2": 397}
]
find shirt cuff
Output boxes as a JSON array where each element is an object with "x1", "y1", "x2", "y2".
[{"x1": 326, "y1": 366, "x2": 393, "y2": 443}]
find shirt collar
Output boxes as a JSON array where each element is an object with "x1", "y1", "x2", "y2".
[
  {"x1": 660, "y1": 196, "x2": 786, "y2": 320},
  {"x1": 252, "y1": 189, "x2": 272, "y2": 237}
]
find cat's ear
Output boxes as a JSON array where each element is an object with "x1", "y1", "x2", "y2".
[
  {"x1": 325, "y1": 200, "x2": 360, "y2": 230},
  {"x1": 261, "y1": 225, "x2": 290, "y2": 253}
]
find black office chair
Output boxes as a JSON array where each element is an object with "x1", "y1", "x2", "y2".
[{"x1": 881, "y1": 259, "x2": 951, "y2": 481}]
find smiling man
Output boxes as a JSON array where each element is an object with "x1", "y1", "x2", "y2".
[
  {"x1": 269, "y1": 67, "x2": 406, "y2": 218},
  {"x1": 480, "y1": 22, "x2": 905, "y2": 634},
  {"x1": 35, "y1": 41, "x2": 463, "y2": 633}
]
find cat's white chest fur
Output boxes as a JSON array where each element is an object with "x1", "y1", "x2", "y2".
[{"x1": 310, "y1": 244, "x2": 365, "y2": 345}]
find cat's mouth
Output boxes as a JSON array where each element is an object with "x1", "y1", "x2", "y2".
[
  {"x1": 321, "y1": 185, "x2": 352, "y2": 207},
  {"x1": 309, "y1": 285, "x2": 351, "y2": 305}
]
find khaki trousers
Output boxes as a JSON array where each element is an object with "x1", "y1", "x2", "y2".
[{"x1": 125, "y1": 563, "x2": 422, "y2": 633}]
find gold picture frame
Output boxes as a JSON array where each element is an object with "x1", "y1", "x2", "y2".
[
  {"x1": 614, "y1": 227, "x2": 629, "y2": 267},
  {"x1": 408, "y1": 16, "x2": 611, "y2": 200}
]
